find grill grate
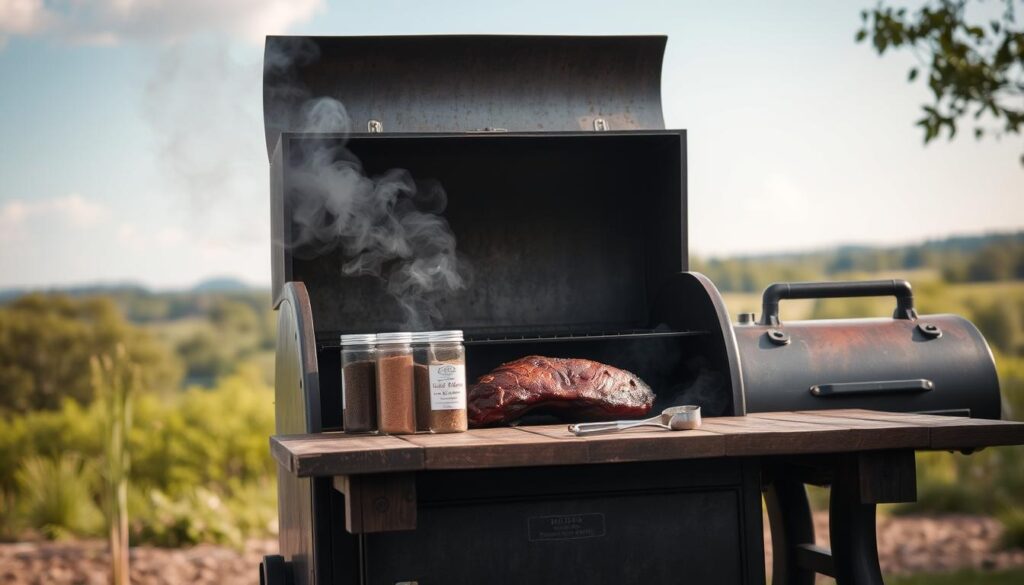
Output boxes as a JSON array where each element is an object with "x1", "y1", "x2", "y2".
[
  {"x1": 463, "y1": 329, "x2": 706, "y2": 345},
  {"x1": 317, "y1": 328, "x2": 705, "y2": 348}
]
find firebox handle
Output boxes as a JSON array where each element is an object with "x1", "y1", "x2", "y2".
[{"x1": 758, "y1": 279, "x2": 917, "y2": 326}]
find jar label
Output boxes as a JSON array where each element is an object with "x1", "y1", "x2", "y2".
[{"x1": 429, "y1": 364, "x2": 466, "y2": 411}]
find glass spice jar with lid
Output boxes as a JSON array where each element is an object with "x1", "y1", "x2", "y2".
[
  {"x1": 410, "y1": 331, "x2": 433, "y2": 432},
  {"x1": 340, "y1": 333, "x2": 377, "y2": 434},
  {"x1": 375, "y1": 332, "x2": 417, "y2": 435},
  {"x1": 416, "y1": 330, "x2": 468, "y2": 433}
]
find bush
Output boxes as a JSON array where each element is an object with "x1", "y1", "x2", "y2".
[
  {"x1": 133, "y1": 480, "x2": 277, "y2": 548},
  {"x1": 128, "y1": 364, "x2": 275, "y2": 495},
  {"x1": 0, "y1": 295, "x2": 181, "y2": 413},
  {"x1": 1, "y1": 361, "x2": 276, "y2": 544},
  {"x1": 15, "y1": 454, "x2": 103, "y2": 539},
  {"x1": 1000, "y1": 507, "x2": 1024, "y2": 550}
]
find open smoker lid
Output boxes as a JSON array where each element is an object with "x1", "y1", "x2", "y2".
[{"x1": 262, "y1": 35, "x2": 667, "y2": 158}]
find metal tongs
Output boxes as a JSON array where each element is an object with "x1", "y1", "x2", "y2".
[{"x1": 568, "y1": 405, "x2": 702, "y2": 436}]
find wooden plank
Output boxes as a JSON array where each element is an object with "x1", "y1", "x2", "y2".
[
  {"x1": 857, "y1": 450, "x2": 917, "y2": 504},
  {"x1": 269, "y1": 411, "x2": 1024, "y2": 478},
  {"x1": 702, "y1": 414, "x2": 929, "y2": 456},
  {"x1": 700, "y1": 417, "x2": 857, "y2": 457},
  {"x1": 399, "y1": 427, "x2": 590, "y2": 469},
  {"x1": 754, "y1": 411, "x2": 927, "y2": 430},
  {"x1": 522, "y1": 424, "x2": 725, "y2": 461},
  {"x1": 271, "y1": 433, "x2": 424, "y2": 477},
  {"x1": 928, "y1": 419, "x2": 1024, "y2": 450},
  {"x1": 795, "y1": 409, "x2": 1024, "y2": 451},
  {"x1": 333, "y1": 473, "x2": 417, "y2": 533},
  {"x1": 745, "y1": 412, "x2": 930, "y2": 452},
  {"x1": 798, "y1": 409, "x2": 980, "y2": 426}
]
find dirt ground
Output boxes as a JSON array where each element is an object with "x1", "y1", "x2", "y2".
[
  {"x1": 766, "y1": 512, "x2": 1024, "y2": 576},
  {"x1": 0, "y1": 539, "x2": 276, "y2": 585},
  {"x1": 1, "y1": 514, "x2": 1022, "y2": 583}
]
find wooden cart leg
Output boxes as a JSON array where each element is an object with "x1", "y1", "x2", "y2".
[
  {"x1": 829, "y1": 450, "x2": 916, "y2": 585},
  {"x1": 764, "y1": 479, "x2": 816, "y2": 585}
]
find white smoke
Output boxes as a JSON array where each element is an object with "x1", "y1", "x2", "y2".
[{"x1": 268, "y1": 42, "x2": 470, "y2": 330}]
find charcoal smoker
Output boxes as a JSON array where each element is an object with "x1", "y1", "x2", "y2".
[{"x1": 262, "y1": 36, "x2": 1002, "y2": 585}]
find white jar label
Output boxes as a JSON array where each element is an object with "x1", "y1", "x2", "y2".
[{"x1": 429, "y1": 364, "x2": 466, "y2": 411}]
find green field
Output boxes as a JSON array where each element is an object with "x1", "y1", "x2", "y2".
[{"x1": 722, "y1": 278, "x2": 1024, "y2": 328}]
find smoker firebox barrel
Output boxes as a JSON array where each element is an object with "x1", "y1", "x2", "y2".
[{"x1": 736, "y1": 279, "x2": 1001, "y2": 419}]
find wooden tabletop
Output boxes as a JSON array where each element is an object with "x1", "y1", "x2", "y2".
[{"x1": 270, "y1": 409, "x2": 1024, "y2": 478}]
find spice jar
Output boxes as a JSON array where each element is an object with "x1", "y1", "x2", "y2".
[
  {"x1": 340, "y1": 333, "x2": 377, "y2": 434},
  {"x1": 419, "y1": 330, "x2": 468, "y2": 433},
  {"x1": 375, "y1": 332, "x2": 417, "y2": 435},
  {"x1": 411, "y1": 331, "x2": 432, "y2": 432}
]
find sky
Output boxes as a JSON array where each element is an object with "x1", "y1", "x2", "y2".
[{"x1": 0, "y1": 0, "x2": 1021, "y2": 290}]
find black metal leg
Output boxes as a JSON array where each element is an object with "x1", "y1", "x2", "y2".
[
  {"x1": 764, "y1": 479, "x2": 816, "y2": 585},
  {"x1": 829, "y1": 458, "x2": 885, "y2": 585}
]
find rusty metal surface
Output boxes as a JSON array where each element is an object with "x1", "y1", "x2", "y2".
[
  {"x1": 736, "y1": 314, "x2": 1001, "y2": 419},
  {"x1": 263, "y1": 35, "x2": 666, "y2": 158}
]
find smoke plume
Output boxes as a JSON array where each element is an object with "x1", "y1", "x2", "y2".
[{"x1": 267, "y1": 40, "x2": 470, "y2": 330}]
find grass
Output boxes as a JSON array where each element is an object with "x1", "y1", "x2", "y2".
[
  {"x1": 888, "y1": 569, "x2": 1024, "y2": 585},
  {"x1": 807, "y1": 569, "x2": 1024, "y2": 585}
]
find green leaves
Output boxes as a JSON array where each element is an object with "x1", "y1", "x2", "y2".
[{"x1": 858, "y1": 0, "x2": 1024, "y2": 165}]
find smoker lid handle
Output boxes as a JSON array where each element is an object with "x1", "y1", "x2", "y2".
[{"x1": 758, "y1": 279, "x2": 917, "y2": 326}]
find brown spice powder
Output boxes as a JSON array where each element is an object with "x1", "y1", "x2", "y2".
[
  {"x1": 414, "y1": 360, "x2": 468, "y2": 433},
  {"x1": 376, "y1": 354, "x2": 416, "y2": 434},
  {"x1": 342, "y1": 360, "x2": 376, "y2": 433}
]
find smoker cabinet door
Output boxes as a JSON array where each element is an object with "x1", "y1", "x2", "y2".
[{"x1": 360, "y1": 460, "x2": 764, "y2": 585}]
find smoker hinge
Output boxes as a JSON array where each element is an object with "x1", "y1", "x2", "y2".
[
  {"x1": 593, "y1": 118, "x2": 610, "y2": 131},
  {"x1": 367, "y1": 119, "x2": 383, "y2": 133}
]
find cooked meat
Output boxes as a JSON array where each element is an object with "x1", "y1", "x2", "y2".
[{"x1": 468, "y1": 356, "x2": 655, "y2": 427}]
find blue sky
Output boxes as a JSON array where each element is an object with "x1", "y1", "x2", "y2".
[{"x1": 0, "y1": 0, "x2": 1021, "y2": 289}]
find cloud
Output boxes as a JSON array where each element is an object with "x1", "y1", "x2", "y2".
[
  {"x1": 0, "y1": 193, "x2": 107, "y2": 235},
  {"x1": 0, "y1": 0, "x2": 323, "y2": 46},
  {"x1": 0, "y1": 0, "x2": 51, "y2": 46}
]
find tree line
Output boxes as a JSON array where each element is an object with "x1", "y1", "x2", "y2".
[{"x1": 693, "y1": 231, "x2": 1024, "y2": 292}]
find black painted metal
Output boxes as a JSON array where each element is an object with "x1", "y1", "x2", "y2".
[
  {"x1": 360, "y1": 459, "x2": 764, "y2": 585},
  {"x1": 272, "y1": 131, "x2": 686, "y2": 333},
  {"x1": 737, "y1": 281, "x2": 1001, "y2": 420},
  {"x1": 263, "y1": 35, "x2": 666, "y2": 157},
  {"x1": 260, "y1": 555, "x2": 293, "y2": 585},
  {"x1": 759, "y1": 279, "x2": 917, "y2": 326},
  {"x1": 764, "y1": 479, "x2": 816, "y2": 585},
  {"x1": 830, "y1": 457, "x2": 885, "y2": 585}
]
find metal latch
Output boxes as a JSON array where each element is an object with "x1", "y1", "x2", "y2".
[
  {"x1": 367, "y1": 119, "x2": 383, "y2": 133},
  {"x1": 593, "y1": 118, "x2": 609, "y2": 131}
]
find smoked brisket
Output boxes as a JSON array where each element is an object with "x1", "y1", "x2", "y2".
[{"x1": 468, "y1": 356, "x2": 654, "y2": 427}]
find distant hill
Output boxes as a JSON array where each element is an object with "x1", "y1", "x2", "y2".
[
  {"x1": 0, "y1": 282, "x2": 149, "y2": 304},
  {"x1": 2, "y1": 230, "x2": 1021, "y2": 302},
  {"x1": 692, "y1": 230, "x2": 1024, "y2": 292},
  {"x1": 191, "y1": 277, "x2": 259, "y2": 293},
  {"x1": 0, "y1": 278, "x2": 271, "y2": 323}
]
